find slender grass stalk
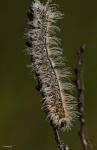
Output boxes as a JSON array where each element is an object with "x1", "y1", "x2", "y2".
[{"x1": 74, "y1": 45, "x2": 92, "y2": 150}]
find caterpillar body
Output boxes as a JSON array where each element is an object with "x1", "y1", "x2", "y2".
[{"x1": 26, "y1": 0, "x2": 77, "y2": 130}]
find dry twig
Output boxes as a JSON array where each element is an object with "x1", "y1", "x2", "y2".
[
  {"x1": 50, "y1": 121, "x2": 69, "y2": 150},
  {"x1": 74, "y1": 45, "x2": 91, "y2": 150}
]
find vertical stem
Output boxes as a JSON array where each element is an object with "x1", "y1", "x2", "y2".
[
  {"x1": 50, "y1": 122, "x2": 69, "y2": 150},
  {"x1": 75, "y1": 45, "x2": 91, "y2": 150}
]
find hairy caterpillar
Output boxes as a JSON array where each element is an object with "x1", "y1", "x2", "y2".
[{"x1": 25, "y1": 0, "x2": 77, "y2": 130}]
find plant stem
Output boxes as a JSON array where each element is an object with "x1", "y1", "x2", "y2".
[
  {"x1": 75, "y1": 45, "x2": 91, "y2": 150},
  {"x1": 50, "y1": 121, "x2": 69, "y2": 150}
]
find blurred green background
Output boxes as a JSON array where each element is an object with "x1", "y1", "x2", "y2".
[{"x1": 0, "y1": 0, "x2": 97, "y2": 149}]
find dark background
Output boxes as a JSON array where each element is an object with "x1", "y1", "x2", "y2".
[{"x1": 0, "y1": 0, "x2": 96, "y2": 149}]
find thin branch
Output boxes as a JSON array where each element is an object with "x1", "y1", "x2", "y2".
[
  {"x1": 50, "y1": 121, "x2": 69, "y2": 150},
  {"x1": 74, "y1": 45, "x2": 91, "y2": 150}
]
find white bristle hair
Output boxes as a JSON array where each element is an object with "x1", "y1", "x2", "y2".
[{"x1": 25, "y1": 0, "x2": 78, "y2": 130}]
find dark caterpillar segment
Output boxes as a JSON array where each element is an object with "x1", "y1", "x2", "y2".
[{"x1": 27, "y1": 7, "x2": 33, "y2": 21}]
